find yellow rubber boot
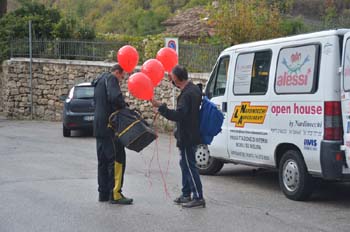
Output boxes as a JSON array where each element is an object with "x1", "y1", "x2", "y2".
[{"x1": 112, "y1": 162, "x2": 123, "y2": 200}]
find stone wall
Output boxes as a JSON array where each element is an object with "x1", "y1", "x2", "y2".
[
  {"x1": 1, "y1": 58, "x2": 209, "y2": 129},
  {"x1": 0, "y1": 67, "x2": 3, "y2": 112}
]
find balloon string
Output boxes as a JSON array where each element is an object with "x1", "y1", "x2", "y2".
[
  {"x1": 139, "y1": 149, "x2": 153, "y2": 188},
  {"x1": 145, "y1": 150, "x2": 154, "y2": 188},
  {"x1": 153, "y1": 112, "x2": 170, "y2": 199},
  {"x1": 165, "y1": 121, "x2": 173, "y2": 177}
]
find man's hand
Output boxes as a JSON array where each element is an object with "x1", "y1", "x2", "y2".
[
  {"x1": 167, "y1": 73, "x2": 173, "y2": 82},
  {"x1": 150, "y1": 99, "x2": 161, "y2": 108}
]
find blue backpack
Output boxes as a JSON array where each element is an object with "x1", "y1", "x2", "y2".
[{"x1": 199, "y1": 96, "x2": 224, "y2": 145}]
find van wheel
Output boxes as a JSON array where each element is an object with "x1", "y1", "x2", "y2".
[
  {"x1": 196, "y1": 144, "x2": 224, "y2": 175},
  {"x1": 63, "y1": 126, "x2": 71, "y2": 137},
  {"x1": 279, "y1": 150, "x2": 314, "y2": 201}
]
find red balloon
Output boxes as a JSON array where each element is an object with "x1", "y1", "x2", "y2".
[
  {"x1": 127, "y1": 72, "x2": 154, "y2": 100},
  {"x1": 156, "y1": 47, "x2": 178, "y2": 72},
  {"x1": 117, "y1": 45, "x2": 139, "y2": 73},
  {"x1": 141, "y1": 59, "x2": 165, "y2": 87}
]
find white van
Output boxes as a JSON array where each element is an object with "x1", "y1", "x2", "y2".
[{"x1": 196, "y1": 29, "x2": 350, "y2": 201}]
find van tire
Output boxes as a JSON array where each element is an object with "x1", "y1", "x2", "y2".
[
  {"x1": 278, "y1": 150, "x2": 314, "y2": 201},
  {"x1": 63, "y1": 126, "x2": 71, "y2": 137},
  {"x1": 198, "y1": 157, "x2": 224, "y2": 175}
]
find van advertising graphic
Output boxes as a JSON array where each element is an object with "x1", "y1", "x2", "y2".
[
  {"x1": 234, "y1": 53, "x2": 254, "y2": 94},
  {"x1": 304, "y1": 139, "x2": 318, "y2": 151},
  {"x1": 276, "y1": 45, "x2": 316, "y2": 93},
  {"x1": 269, "y1": 102, "x2": 323, "y2": 138},
  {"x1": 231, "y1": 102, "x2": 268, "y2": 127},
  {"x1": 345, "y1": 55, "x2": 350, "y2": 78},
  {"x1": 229, "y1": 130, "x2": 270, "y2": 161},
  {"x1": 344, "y1": 39, "x2": 350, "y2": 90}
]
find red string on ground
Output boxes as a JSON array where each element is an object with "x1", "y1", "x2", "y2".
[{"x1": 153, "y1": 112, "x2": 171, "y2": 199}]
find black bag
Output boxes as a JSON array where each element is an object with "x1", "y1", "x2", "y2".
[{"x1": 108, "y1": 108, "x2": 157, "y2": 152}]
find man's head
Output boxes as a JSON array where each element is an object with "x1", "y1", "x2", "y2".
[
  {"x1": 170, "y1": 65, "x2": 188, "y2": 89},
  {"x1": 111, "y1": 64, "x2": 125, "y2": 81}
]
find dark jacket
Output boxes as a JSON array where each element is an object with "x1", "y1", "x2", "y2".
[
  {"x1": 93, "y1": 72, "x2": 126, "y2": 138},
  {"x1": 158, "y1": 81, "x2": 202, "y2": 148}
]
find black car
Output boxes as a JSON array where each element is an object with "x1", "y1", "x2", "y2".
[{"x1": 61, "y1": 82, "x2": 95, "y2": 137}]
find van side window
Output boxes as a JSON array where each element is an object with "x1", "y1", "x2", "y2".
[
  {"x1": 206, "y1": 56, "x2": 230, "y2": 99},
  {"x1": 275, "y1": 45, "x2": 319, "y2": 94},
  {"x1": 344, "y1": 39, "x2": 350, "y2": 91},
  {"x1": 233, "y1": 51, "x2": 271, "y2": 95}
]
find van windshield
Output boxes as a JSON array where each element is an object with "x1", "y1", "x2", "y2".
[{"x1": 73, "y1": 86, "x2": 94, "y2": 99}]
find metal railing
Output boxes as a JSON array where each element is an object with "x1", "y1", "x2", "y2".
[
  {"x1": 10, "y1": 39, "x2": 127, "y2": 61},
  {"x1": 179, "y1": 44, "x2": 222, "y2": 72},
  {"x1": 3, "y1": 39, "x2": 224, "y2": 72}
]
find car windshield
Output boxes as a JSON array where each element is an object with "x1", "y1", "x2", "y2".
[{"x1": 73, "y1": 86, "x2": 94, "y2": 99}]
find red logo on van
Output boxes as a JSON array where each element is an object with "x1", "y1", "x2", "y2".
[
  {"x1": 345, "y1": 55, "x2": 350, "y2": 77},
  {"x1": 277, "y1": 54, "x2": 311, "y2": 87},
  {"x1": 291, "y1": 52, "x2": 301, "y2": 63},
  {"x1": 345, "y1": 67, "x2": 350, "y2": 77}
]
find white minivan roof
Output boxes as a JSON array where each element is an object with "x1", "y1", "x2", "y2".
[{"x1": 223, "y1": 29, "x2": 350, "y2": 52}]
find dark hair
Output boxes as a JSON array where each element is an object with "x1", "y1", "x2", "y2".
[
  {"x1": 111, "y1": 64, "x2": 123, "y2": 73},
  {"x1": 172, "y1": 65, "x2": 188, "y2": 81}
]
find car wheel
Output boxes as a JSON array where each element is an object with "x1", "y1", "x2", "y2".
[
  {"x1": 196, "y1": 144, "x2": 224, "y2": 175},
  {"x1": 278, "y1": 149, "x2": 314, "y2": 201},
  {"x1": 63, "y1": 126, "x2": 71, "y2": 137}
]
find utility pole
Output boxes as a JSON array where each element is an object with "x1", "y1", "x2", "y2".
[{"x1": 29, "y1": 20, "x2": 33, "y2": 120}]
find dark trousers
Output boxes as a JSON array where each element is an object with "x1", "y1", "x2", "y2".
[
  {"x1": 179, "y1": 146, "x2": 203, "y2": 200},
  {"x1": 96, "y1": 137, "x2": 126, "y2": 199}
]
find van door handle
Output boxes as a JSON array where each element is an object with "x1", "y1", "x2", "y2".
[{"x1": 222, "y1": 102, "x2": 227, "y2": 113}]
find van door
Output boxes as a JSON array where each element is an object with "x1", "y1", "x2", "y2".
[
  {"x1": 341, "y1": 32, "x2": 350, "y2": 168},
  {"x1": 227, "y1": 50, "x2": 272, "y2": 166},
  {"x1": 205, "y1": 55, "x2": 231, "y2": 159}
]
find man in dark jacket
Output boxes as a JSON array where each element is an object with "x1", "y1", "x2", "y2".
[
  {"x1": 151, "y1": 65, "x2": 205, "y2": 208},
  {"x1": 93, "y1": 64, "x2": 132, "y2": 205}
]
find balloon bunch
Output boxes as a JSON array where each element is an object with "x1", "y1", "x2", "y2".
[{"x1": 117, "y1": 45, "x2": 178, "y2": 101}]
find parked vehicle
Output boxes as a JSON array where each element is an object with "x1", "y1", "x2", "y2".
[
  {"x1": 61, "y1": 82, "x2": 95, "y2": 137},
  {"x1": 197, "y1": 29, "x2": 350, "y2": 201}
]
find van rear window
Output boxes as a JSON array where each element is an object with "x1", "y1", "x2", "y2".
[
  {"x1": 275, "y1": 45, "x2": 319, "y2": 94},
  {"x1": 343, "y1": 39, "x2": 350, "y2": 91}
]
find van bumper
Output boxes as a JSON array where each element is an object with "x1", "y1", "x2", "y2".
[{"x1": 320, "y1": 140, "x2": 346, "y2": 180}]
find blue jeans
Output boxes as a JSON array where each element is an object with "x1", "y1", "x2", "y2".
[{"x1": 179, "y1": 146, "x2": 203, "y2": 200}]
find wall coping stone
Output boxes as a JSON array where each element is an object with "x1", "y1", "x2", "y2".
[
  {"x1": 8, "y1": 58, "x2": 118, "y2": 67},
  {"x1": 7, "y1": 58, "x2": 210, "y2": 80}
]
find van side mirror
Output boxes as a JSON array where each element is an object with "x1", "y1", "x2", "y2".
[{"x1": 59, "y1": 95, "x2": 67, "y2": 101}]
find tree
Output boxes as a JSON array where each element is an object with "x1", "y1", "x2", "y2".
[
  {"x1": 324, "y1": 0, "x2": 337, "y2": 28},
  {"x1": 0, "y1": 1, "x2": 61, "y2": 41},
  {"x1": 92, "y1": 0, "x2": 169, "y2": 35},
  {"x1": 210, "y1": 0, "x2": 284, "y2": 45},
  {"x1": 0, "y1": 0, "x2": 7, "y2": 18}
]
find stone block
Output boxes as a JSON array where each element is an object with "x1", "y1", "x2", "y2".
[
  {"x1": 38, "y1": 99, "x2": 48, "y2": 105},
  {"x1": 48, "y1": 100, "x2": 54, "y2": 106},
  {"x1": 11, "y1": 89, "x2": 19, "y2": 95},
  {"x1": 35, "y1": 106, "x2": 45, "y2": 116}
]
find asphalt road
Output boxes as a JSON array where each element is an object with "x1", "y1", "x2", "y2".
[{"x1": 1, "y1": 119, "x2": 350, "y2": 232}]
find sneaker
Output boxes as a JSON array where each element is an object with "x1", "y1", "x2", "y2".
[
  {"x1": 173, "y1": 195, "x2": 191, "y2": 204},
  {"x1": 182, "y1": 198, "x2": 206, "y2": 208},
  {"x1": 110, "y1": 195, "x2": 133, "y2": 205}
]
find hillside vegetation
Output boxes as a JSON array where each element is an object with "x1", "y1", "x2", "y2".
[
  {"x1": 9, "y1": 0, "x2": 211, "y2": 35},
  {"x1": 2, "y1": 0, "x2": 350, "y2": 69},
  {"x1": 4, "y1": 0, "x2": 350, "y2": 45}
]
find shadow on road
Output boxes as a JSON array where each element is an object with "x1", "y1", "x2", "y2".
[
  {"x1": 67, "y1": 129, "x2": 94, "y2": 138},
  {"x1": 213, "y1": 165, "x2": 350, "y2": 205}
]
